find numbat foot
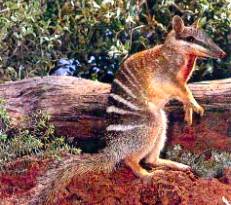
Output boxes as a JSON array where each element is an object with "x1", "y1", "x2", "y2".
[{"x1": 146, "y1": 158, "x2": 191, "y2": 171}]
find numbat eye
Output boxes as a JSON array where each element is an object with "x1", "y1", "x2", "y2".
[{"x1": 186, "y1": 36, "x2": 194, "y2": 42}]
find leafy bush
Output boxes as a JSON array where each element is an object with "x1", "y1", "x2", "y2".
[
  {"x1": 0, "y1": 0, "x2": 230, "y2": 83},
  {"x1": 0, "y1": 99, "x2": 10, "y2": 129},
  {"x1": 166, "y1": 144, "x2": 231, "y2": 178},
  {"x1": 0, "y1": 108, "x2": 81, "y2": 167}
]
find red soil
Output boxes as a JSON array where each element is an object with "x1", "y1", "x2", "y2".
[{"x1": 0, "y1": 157, "x2": 230, "y2": 205}]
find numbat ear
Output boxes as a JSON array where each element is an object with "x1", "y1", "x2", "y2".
[{"x1": 172, "y1": 15, "x2": 184, "y2": 33}]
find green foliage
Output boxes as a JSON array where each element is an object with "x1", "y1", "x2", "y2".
[
  {"x1": 0, "y1": 110, "x2": 81, "y2": 167},
  {"x1": 0, "y1": 99, "x2": 10, "y2": 129},
  {"x1": 0, "y1": 0, "x2": 230, "y2": 83},
  {"x1": 166, "y1": 145, "x2": 231, "y2": 178}
]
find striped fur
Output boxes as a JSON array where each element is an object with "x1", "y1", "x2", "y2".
[
  {"x1": 123, "y1": 62, "x2": 144, "y2": 93},
  {"x1": 109, "y1": 93, "x2": 142, "y2": 111},
  {"x1": 106, "y1": 60, "x2": 150, "y2": 134},
  {"x1": 106, "y1": 106, "x2": 142, "y2": 116},
  {"x1": 106, "y1": 124, "x2": 145, "y2": 131},
  {"x1": 113, "y1": 79, "x2": 137, "y2": 99},
  {"x1": 120, "y1": 70, "x2": 140, "y2": 93}
]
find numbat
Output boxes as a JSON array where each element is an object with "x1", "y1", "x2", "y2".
[{"x1": 30, "y1": 16, "x2": 226, "y2": 204}]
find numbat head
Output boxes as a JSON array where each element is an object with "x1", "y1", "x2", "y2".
[{"x1": 166, "y1": 15, "x2": 226, "y2": 59}]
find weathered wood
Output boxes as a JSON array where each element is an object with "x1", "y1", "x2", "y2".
[{"x1": 0, "y1": 76, "x2": 230, "y2": 139}]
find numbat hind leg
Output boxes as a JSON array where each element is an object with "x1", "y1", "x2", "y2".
[
  {"x1": 145, "y1": 144, "x2": 191, "y2": 171},
  {"x1": 153, "y1": 158, "x2": 191, "y2": 171},
  {"x1": 125, "y1": 148, "x2": 164, "y2": 178},
  {"x1": 145, "y1": 126, "x2": 191, "y2": 171},
  {"x1": 125, "y1": 157, "x2": 153, "y2": 178}
]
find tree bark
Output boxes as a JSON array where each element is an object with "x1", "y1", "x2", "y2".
[{"x1": 0, "y1": 76, "x2": 230, "y2": 142}]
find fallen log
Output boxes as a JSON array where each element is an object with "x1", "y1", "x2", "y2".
[{"x1": 0, "y1": 76, "x2": 231, "y2": 152}]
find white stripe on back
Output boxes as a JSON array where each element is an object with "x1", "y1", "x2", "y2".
[
  {"x1": 123, "y1": 63, "x2": 143, "y2": 92},
  {"x1": 106, "y1": 124, "x2": 144, "y2": 131},
  {"x1": 106, "y1": 106, "x2": 141, "y2": 116},
  {"x1": 110, "y1": 93, "x2": 141, "y2": 111},
  {"x1": 114, "y1": 79, "x2": 137, "y2": 99},
  {"x1": 120, "y1": 70, "x2": 139, "y2": 91}
]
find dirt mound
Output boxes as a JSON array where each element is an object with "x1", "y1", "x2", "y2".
[{"x1": 0, "y1": 157, "x2": 230, "y2": 205}]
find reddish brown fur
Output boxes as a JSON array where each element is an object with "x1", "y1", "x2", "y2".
[{"x1": 182, "y1": 55, "x2": 197, "y2": 81}]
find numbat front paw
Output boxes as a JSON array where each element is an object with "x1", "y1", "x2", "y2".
[
  {"x1": 193, "y1": 104, "x2": 204, "y2": 117},
  {"x1": 184, "y1": 103, "x2": 204, "y2": 125}
]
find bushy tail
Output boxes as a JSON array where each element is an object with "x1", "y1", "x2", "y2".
[{"x1": 28, "y1": 151, "x2": 117, "y2": 205}]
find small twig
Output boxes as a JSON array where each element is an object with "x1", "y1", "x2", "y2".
[
  {"x1": 144, "y1": 0, "x2": 152, "y2": 19},
  {"x1": 0, "y1": 7, "x2": 20, "y2": 15},
  {"x1": 129, "y1": 24, "x2": 146, "y2": 47},
  {"x1": 135, "y1": 0, "x2": 145, "y2": 17},
  {"x1": 0, "y1": 8, "x2": 10, "y2": 14},
  {"x1": 170, "y1": 3, "x2": 194, "y2": 15},
  {"x1": 115, "y1": 24, "x2": 146, "y2": 63}
]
